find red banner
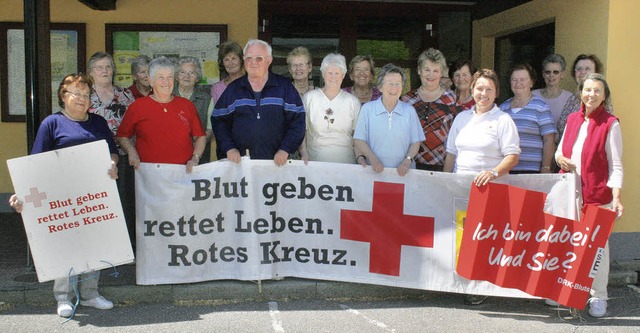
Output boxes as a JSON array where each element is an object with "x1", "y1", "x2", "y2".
[{"x1": 457, "y1": 183, "x2": 616, "y2": 309}]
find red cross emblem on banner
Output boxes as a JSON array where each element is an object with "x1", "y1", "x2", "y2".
[{"x1": 340, "y1": 181, "x2": 435, "y2": 276}]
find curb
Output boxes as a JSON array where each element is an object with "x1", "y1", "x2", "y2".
[{"x1": 1, "y1": 268, "x2": 636, "y2": 307}]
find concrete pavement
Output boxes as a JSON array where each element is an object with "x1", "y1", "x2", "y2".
[{"x1": 1, "y1": 212, "x2": 638, "y2": 308}]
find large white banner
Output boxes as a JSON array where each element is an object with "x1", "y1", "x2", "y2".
[
  {"x1": 7, "y1": 141, "x2": 135, "y2": 282},
  {"x1": 136, "y1": 159, "x2": 577, "y2": 298}
]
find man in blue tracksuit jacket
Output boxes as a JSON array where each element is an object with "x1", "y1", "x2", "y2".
[{"x1": 212, "y1": 39, "x2": 305, "y2": 166}]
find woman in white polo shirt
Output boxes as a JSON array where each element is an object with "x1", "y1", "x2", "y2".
[{"x1": 443, "y1": 69, "x2": 520, "y2": 305}]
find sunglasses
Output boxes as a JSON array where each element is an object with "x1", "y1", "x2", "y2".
[{"x1": 544, "y1": 70, "x2": 561, "y2": 75}]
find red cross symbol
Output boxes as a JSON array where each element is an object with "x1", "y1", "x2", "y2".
[
  {"x1": 24, "y1": 187, "x2": 47, "y2": 208},
  {"x1": 340, "y1": 181, "x2": 434, "y2": 276}
]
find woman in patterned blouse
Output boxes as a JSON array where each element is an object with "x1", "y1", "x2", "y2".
[
  {"x1": 87, "y1": 51, "x2": 136, "y2": 245},
  {"x1": 401, "y1": 48, "x2": 460, "y2": 171}
]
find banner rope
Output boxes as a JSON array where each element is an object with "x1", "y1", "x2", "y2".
[{"x1": 60, "y1": 262, "x2": 121, "y2": 324}]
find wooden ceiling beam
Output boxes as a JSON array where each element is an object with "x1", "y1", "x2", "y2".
[{"x1": 78, "y1": 0, "x2": 116, "y2": 11}]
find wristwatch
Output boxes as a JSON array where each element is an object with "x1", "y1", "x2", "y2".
[
  {"x1": 491, "y1": 170, "x2": 499, "y2": 178},
  {"x1": 405, "y1": 155, "x2": 413, "y2": 161}
]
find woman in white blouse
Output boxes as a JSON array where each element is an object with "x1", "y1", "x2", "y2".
[{"x1": 301, "y1": 53, "x2": 361, "y2": 163}]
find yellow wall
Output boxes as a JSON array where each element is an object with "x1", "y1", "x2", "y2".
[
  {"x1": 607, "y1": 0, "x2": 640, "y2": 233},
  {"x1": 0, "y1": 0, "x2": 258, "y2": 193},
  {"x1": 473, "y1": 0, "x2": 610, "y2": 92},
  {"x1": 473, "y1": 0, "x2": 639, "y2": 232}
]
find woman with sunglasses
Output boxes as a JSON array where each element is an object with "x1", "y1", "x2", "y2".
[{"x1": 532, "y1": 54, "x2": 572, "y2": 131}]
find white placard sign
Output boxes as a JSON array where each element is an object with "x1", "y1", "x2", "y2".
[{"x1": 6, "y1": 141, "x2": 134, "y2": 282}]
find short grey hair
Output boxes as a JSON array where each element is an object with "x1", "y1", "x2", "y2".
[
  {"x1": 176, "y1": 56, "x2": 203, "y2": 81},
  {"x1": 88, "y1": 51, "x2": 116, "y2": 83},
  {"x1": 149, "y1": 56, "x2": 175, "y2": 81},
  {"x1": 244, "y1": 39, "x2": 272, "y2": 57},
  {"x1": 376, "y1": 63, "x2": 405, "y2": 89},
  {"x1": 287, "y1": 46, "x2": 312, "y2": 66},
  {"x1": 417, "y1": 48, "x2": 447, "y2": 74},
  {"x1": 131, "y1": 55, "x2": 151, "y2": 75},
  {"x1": 88, "y1": 51, "x2": 115, "y2": 72},
  {"x1": 580, "y1": 73, "x2": 612, "y2": 108},
  {"x1": 542, "y1": 53, "x2": 567, "y2": 71},
  {"x1": 320, "y1": 53, "x2": 347, "y2": 76}
]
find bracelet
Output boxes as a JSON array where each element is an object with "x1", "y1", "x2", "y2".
[
  {"x1": 357, "y1": 155, "x2": 366, "y2": 161},
  {"x1": 192, "y1": 153, "x2": 200, "y2": 160},
  {"x1": 541, "y1": 166, "x2": 551, "y2": 170}
]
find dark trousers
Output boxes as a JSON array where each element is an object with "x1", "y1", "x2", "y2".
[
  {"x1": 416, "y1": 163, "x2": 444, "y2": 172},
  {"x1": 117, "y1": 156, "x2": 136, "y2": 249},
  {"x1": 509, "y1": 170, "x2": 540, "y2": 174}
]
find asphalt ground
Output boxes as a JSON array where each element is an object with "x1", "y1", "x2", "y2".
[{"x1": 2, "y1": 211, "x2": 639, "y2": 331}]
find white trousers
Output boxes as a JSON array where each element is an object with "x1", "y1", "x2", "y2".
[
  {"x1": 590, "y1": 241, "x2": 609, "y2": 300},
  {"x1": 53, "y1": 271, "x2": 101, "y2": 302}
]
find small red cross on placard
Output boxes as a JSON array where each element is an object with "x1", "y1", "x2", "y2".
[
  {"x1": 340, "y1": 181, "x2": 434, "y2": 276},
  {"x1": 24, "y1": 187, "x2": 47, "y2": 208}
]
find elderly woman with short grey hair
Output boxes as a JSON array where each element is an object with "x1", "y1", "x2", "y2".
[
  {"x1": 117, "y1": 56, "x2": 206, "y2": 174},
  {"x1": 87, "y1": 51, "x2": 136, "y2": 246},
  {"x1": 401, "y1": 48, "x2": 459, "y2": 172},
  {"x1": 173, "y1": 56, "x2": 214, "y2": 162},
  {"x1": 533, "y1": 54, "x2": 572, "y2": 128},
  {"x1": 128, "y1": 55, "x2": 152, "y2": 99},
  {"x1": 301, "y1": 53, "x2": 361, "y2": 163},
  {"x1": 354, "y1": 63, "x2": 425, "y2": 176}
]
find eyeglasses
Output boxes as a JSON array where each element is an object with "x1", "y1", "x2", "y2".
[
  {"x1": 511, "y1": 78, "x2": 529, "y2": 83},
  {"x1": 179, "y1": 71, "x2": 197, "y2": 77},
  {"x1": 66, "y1": 91, "x2": 91, "y2": 100},
  {"x1": 92, "y1": 65, "x2": 113, "y2": 72},
  {"x1": 544, "y1": 70, "x2": 561, "y2": 75},
  {"x1": 354, "y1": 67, "x2": 370, "y2": 73},
  {"x1": 244, "y1": 56, "x2": 267, "y2": 64}
]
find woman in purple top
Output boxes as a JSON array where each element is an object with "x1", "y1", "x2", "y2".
[
  {"x1": 211, "y1": 41, "x2": 245, "y2": 104},
  {"x1": 9, "y1": 74, "x2": 119, "y2": 318},
  {"x1": 343, "y1": 55, "x2": 381, "y2": 105}
]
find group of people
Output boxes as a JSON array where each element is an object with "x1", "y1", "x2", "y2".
[{"x1": 8, "y1": 39, "x2": 622, "y2": 319}]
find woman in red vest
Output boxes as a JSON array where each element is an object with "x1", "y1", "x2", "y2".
[{"x1": 555, "y1": 73, "x2": 623, "y2": 318}]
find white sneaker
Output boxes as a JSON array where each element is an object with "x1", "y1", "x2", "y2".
[
  {"x1": 57, "y1": 301, "x2": 74, "y2": 317},
  {"x1": 80, "y1": 296, "x2": 114, "y2": 310},
  {"x1": 588, "y1": 298, "x2": 607, "y2": 317},
  {"x1": 544, "y1": 299, "x2": 560, "y2": 306}
]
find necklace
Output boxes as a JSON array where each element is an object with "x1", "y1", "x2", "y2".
[
  {"x1": 151, "y1": 95, "x2": 172, "y2": 112},
  {"x1": 62, "y1": 110, "x2": 88, "y2": 121},
  {"x1": 419, "y1": 85, "x2": 443, "y2": 102}
]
